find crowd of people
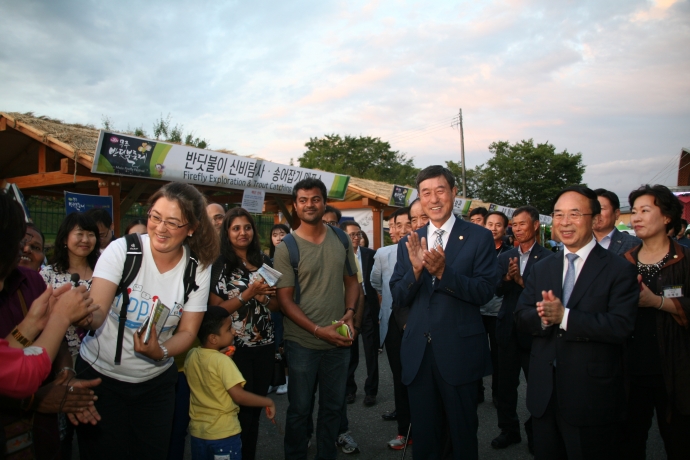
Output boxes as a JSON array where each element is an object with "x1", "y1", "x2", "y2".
[{"x1": 1, "y1": 165, "x2": 689, "y2": 460}]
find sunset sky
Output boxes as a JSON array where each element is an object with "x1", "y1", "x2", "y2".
[{"x1": 1, "y1": 0, "x2": 688, "y2": 206}]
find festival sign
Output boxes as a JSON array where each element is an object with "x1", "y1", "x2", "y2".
[
  {"x1": 241, "y1": 188, "x2": 265, "y2": 214},
  {"x1": 487, "y1": 203, "x2": 552, "y2": 225},
  {"x1": 388, "y1": 185, "x2": 418, "y2": 207},
  {"x1": 453, "y1": 197, "x2": 473, "y2": 216},
  {"x1": 64, "y1": 191, "x2": 113, "y2": 218},
  {"x1": 92, "y1": 131, "x2": 351, "y2": 199}
]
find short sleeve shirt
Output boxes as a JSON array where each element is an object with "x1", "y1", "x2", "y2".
[
  {"x1": 185, "y1": 347, "x2": 246, "y2": 440},
  {"x1": 211, "y1": 255, "x2": 275, "y2": 347},
  {"x1": 80, "y1": 234, "x2": 211, "y2": 383},
  {"x1": 273, "y1": 228, "x2": 358, "y2": 350}
]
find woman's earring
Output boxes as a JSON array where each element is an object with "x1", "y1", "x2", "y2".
[{"x1": 188, "y1": 233, "x2": 193, "y2": 237}]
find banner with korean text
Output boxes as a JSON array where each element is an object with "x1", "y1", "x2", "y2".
[{"x1": 92, "y1": 131, "x2": 351, "y2": 199}]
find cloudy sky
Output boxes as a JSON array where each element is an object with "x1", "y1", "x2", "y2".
[{"x1": 1, "y1": 0, "x2": 688, "y2": 206}]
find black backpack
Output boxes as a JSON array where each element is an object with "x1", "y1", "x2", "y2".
[
  {"x1": 281, "y1": 225, "x2": 355, "y2": 305},
  {"x1": 113, "y1": 233, "x2": 199, "y2": 365}
]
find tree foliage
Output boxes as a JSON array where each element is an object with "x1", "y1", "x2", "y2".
[
  {"x1": 445, "y1": 160, "x2": 481, "y2": 198},
  {"x1": 474, "y1": 139, "x2": 585, "y2": 213},
  {"x1": 298, "y1": 134, "x2": 420, "y2": 186}
]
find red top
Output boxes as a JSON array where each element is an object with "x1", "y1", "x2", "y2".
[{"x1": 0, "y1": 339, "x2": 51, "y2": 399}]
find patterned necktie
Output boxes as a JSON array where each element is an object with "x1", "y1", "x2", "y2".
[
  {"x1": 562, "y1": 253, "x2": 579, "y2": 307},
  {"x1": 431, "y1": 229, "x2": 445, "y2": 285}
]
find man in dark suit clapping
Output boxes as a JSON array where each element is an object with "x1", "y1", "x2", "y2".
[
  {"x1": 515, "y1": 186, "x2": 638, "y2": 459},
  {"x1": 391, "y1": 165, "x2": 497, "y2": 459}
]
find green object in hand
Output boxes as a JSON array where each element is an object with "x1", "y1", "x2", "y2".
[{"x1": 332, "y1": 321, "x2": 352, "y2": 338}]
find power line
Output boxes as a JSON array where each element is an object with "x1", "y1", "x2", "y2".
[{"x1": 648, "y1": 153, "x2": 680, "y2": 184}]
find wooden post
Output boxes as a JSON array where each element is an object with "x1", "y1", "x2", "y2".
[
  {"x1": 372, "y1": 207, "x2": 382, "y2": 250},
  {"x1": 37, "y1": 144, "x2": 47, "y2": 173},
  {"x1": 99, "y1": 178, "x2": 121, "y2": 237}
]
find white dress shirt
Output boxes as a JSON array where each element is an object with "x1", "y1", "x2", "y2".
[
  {"x1": 560, "y1": 236, "x2": 597, "y2": 330},
  {"x1": 518, "y1": 241, "x2": 537, "y2": 276},
  {"x1": 427, "y1": 214, "x2": 456, "y2": 251}
]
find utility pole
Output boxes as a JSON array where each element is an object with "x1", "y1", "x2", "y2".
[{"x1": 451, "y1": 109, "x2": 467, "y2": 197}]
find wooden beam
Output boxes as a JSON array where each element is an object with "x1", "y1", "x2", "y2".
[
  {"x1": 372, "y1": 207, "x2": 382, "y2": 250},
  {"x1": 6, "y1": 172, "x2": 96, "y2": 189},
  {"x1": 37, "y1": 144, "x2": 47, "y2": 173},
  {"x1": 99, "y1": 178, "x2": 121, "y2": 236},
  {"x1": 274, "y1": 196, "x2": 293, "y2": 228},
  {"x1": 119, "y1": 182, "x2": 148, "y2": 215},
  {"x1": 326, "y1": 200, "x2": 371, "y2": 210},
  {"x1": 0, "y1": 117, "x2": 6, "y2": 131}
]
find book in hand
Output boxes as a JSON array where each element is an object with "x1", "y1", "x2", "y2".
[
  {"x1": 137, "y1": 298, "x2": 171, "y2": 344},
  {"x1": 256, "y1": 264, "x2": 282, "y2": 287}
]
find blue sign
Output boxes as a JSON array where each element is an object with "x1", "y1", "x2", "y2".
[{"x1": 64, "y1": 191, "x2": 113, "y2": 218}]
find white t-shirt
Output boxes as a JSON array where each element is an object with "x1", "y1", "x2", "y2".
[{"x1": 80, "y1": 234, "x2": 211, "y2": 383}]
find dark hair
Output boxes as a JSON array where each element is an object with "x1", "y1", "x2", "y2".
[
  {"x1": 387, "y1": 208, "x2": 403, "y2": 221},
  {"x1": 512, "y1": 206, "x2": 540, "y2": 224},
  {"x1": 84, "y1": 208, "x2": 113, "y2": 228},
  {"x1": 593, "y1": 189, "x2": 621, "y2": 212},
  {"x1": 269, "y1": 223, "x2": 290, "y2": 259},
  {"x1": 361, "y1": 232, "x2": 369, "y2": 248},
  {"x1": 682, "y1": 219, "x2": 688, "y2": 229},
  {"x1": 0, "y1": 191, "x2": 27, "y2": 281},
  {"x1": 197, "y1": 305, "x2": 230, "y2": 345},
  {"x1": 486, "y1": 211, "x2": 509, "y2": 228},
  {"x1": 469, "y1": 207, "x2": 489, "y2": 222},
  {"x1": 396, "y1": 207, "x2": 410, "y2": 223},
  {"x1": 292, "y1": 178, "x2": 327, "y2": 202},
  {"x1": 553, "y1": 185, "x2": 601, "y2": 216},
  {"x1": 220, "y1": 207, "x2": 264, "y2": 270},
  {"x1": 415, "y1": 165, "x2": 455, "y2": 191},
  {"x1": 124, "y1": 218, "x2": 147, "y2": 235},
  {"x1": 148, "y1": 182, "x2": 219, "y2": 268},
  {"x1": 629, "y1": 184, "x2": 682, "y2": 234},
  {"x1": 324, "y1": 205, "x2": 342, "y2": 222},
  {"x1": 407, "y1": 198, "x2": 421, "y2": 220},
  {"x1": 340, "y1": 220, "x2": 360, "y2": 231},
  {"x1": 51, "y1": 213, "x2": 101, "y2": 274},
  {"x1": 26, "y1": 222, "x2": 45, "y2": 251}
]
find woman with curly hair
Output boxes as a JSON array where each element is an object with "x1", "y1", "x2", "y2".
[{"x1": 209, "y1": 207, "x2": 279, "y2": 460}]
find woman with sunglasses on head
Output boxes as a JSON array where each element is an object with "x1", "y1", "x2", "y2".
[
  {"x1": 75, "y1": 182, "x2": 217, "y2": 460},
  {"x1": 209, "y1": 207, "x2": 279, "y2": 460},
  {"x1": 620, "y1": 184, "x2": 690, "y2": 459}
]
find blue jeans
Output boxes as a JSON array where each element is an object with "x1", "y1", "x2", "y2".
[
  {"x1": 190, "y1": 434, "x2": 242, "y2": 460},
  {"x1": 284, "y1": 340, "x2": 350, "y2": 460}
]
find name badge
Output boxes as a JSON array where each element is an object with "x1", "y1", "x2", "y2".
[{"x1": 663, "y1": 285, "x2": 683, "y2": 298}]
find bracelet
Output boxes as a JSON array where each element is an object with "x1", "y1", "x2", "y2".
[
  {"x1": 238, "y1": 293, "x2": 247, "y2": 305},
  {"x1": 157, "y1": 345, "x2": 169, "y2": 362},
  {"x1": 313, "y1": 325, "x2": 320, "y2": 340},
  {"x1": 11, "y1": 327, "x2": 32, "y2": 347},
  {"x1": 20, "y1": 393, "x2": 35, "y2": 411},
  {"x1": 346, "y1": 307, "x2": 355, "y2": 313},
  {"x1": 658, "y1": 295, "x2": 665, "y2": 310},
  {"x1": 58, "y1": 367, "x2": 76, "y2": 376}
]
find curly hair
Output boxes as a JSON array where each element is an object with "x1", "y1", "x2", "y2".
[
  {"x1": 629, "y1": 184, "x2": 683, "y2": 234},
  {"x1": 148, "y1": 182, "x2": 219, "y2": 268},
  {"x1": 51, "y1": 212, "x2": 101, "y2": 274},
  {"x1": 219, "y1": 207, "x2": 264, "y2": 271},
  {"x1": 0, "y1": 191, "x2": 27, "y2": 281}
]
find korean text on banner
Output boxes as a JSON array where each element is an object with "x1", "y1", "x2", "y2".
[
  {"x1": 64, "y1": 191, "x2": 113, "y2": 218},
  {"x1": 92, "y1": 131, "x2": 350, "y2": 199}
]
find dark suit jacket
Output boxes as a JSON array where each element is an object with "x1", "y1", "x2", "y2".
[
  {"x1": 390, "y1": 218, "x2": 497, "y2": 386},
  {"x1": 359, "y1": 246, "x2": 380, "y2": 314},
  {"x1": 514, "y1": 243, "x2": 638, "y2": 426},
  {"x1": 607, "y1": 228, "x2": 641, "y2": 256},
  {"x1": 495, "y1": 243, "x2": 553, "y2": 349}
]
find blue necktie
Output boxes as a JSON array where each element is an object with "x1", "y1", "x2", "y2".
[{"x1": 562, "y1": 253, "x2": 579, "y2": 307}]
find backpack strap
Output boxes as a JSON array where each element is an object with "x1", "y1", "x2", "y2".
[
  {"x1": 329, "y1": 226, "x2": 355, "y2": 277},
  {"x1": 281, "y1": 233, "x2": 301, "y2": 304},
  {"x1": 182, "y1": 248, "x2": 199, "y2": 304},
  {"x1": 114, "y1": 233, "x2": 143, "y2": 365}
]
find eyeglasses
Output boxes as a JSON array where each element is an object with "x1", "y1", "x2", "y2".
[
  {"x1": 211, "y1": 214, "x2": 224, "y2": 222},
  {"x1": 21, "y1": 234, "x2": 43, "y2": 253},
  {"x1": 148, "y1": 212, "x2": 190, "y2": 230},
  {"x1": 348, "y1": 231, "x2": 364, "y2": 239},
  {"x1": 323, "y1": 221, "x2": 338, "y2": 227},
  {"x1": 550, "y1": 211, "x2": 593, "y2": 222}
]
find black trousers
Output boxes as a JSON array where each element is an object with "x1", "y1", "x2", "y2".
[
  {"x1": 480, "y1": 315, "x2": 499, "y2": 400},
  {"x1": 75, "y1": 356, "x2": 178, "y2": 460},
  {"x1": 496, "y1": 331, "x2": 532, "y2": 436},
  {"x1": 407, "y1": 344, "x2": 480, "y2": 460},
  {"x1": 533, "y1": 375, "x2": 619, "y2": 460},
  {"x1": 621, "y1": 374, "x2": 690, "y2": 460},
  {"x1": 384, "y1": 319, "x2": 411, "y2": 436},
  {"x1": 233, "y1": 344, "x2": 275, "y2": 460},
  {"x1": 346, "y1": 300, "x2": 379, "y2": 396}
]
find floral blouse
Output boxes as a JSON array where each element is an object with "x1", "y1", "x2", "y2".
[
  {"x1": 211, "y1": 255, "x2": 274, "y2": 347},
  {"x1": 40, "y1": 265, "x2": 92, "y2": 356}
]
